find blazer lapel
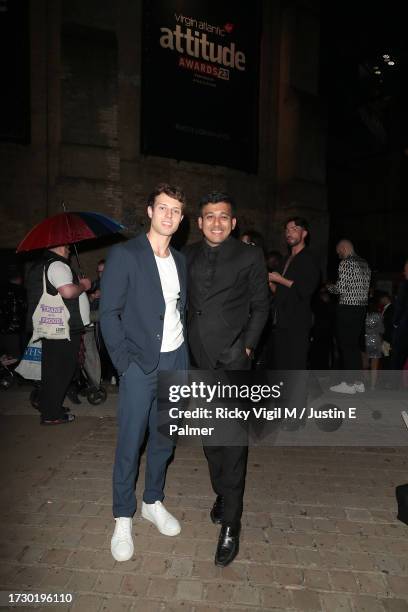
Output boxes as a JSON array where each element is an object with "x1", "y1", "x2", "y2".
[{"x1": 138, "y1": 234, "x2": 165, "y2": 308}]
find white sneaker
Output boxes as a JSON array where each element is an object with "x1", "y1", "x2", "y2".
[
  {"x1": 354, "y1": 382, "x2": 365, "y2": 393},
  {"x1": 141, "y1": 501, "x2": 181, "y2": 536},
  {"x1": 329, "y1": 381, "x2": 356, "y2": 394},
  {"x1": 111, "y1": 517, "x2": 134, "y2": 561}
]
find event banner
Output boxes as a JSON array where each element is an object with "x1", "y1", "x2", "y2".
[{"x1": 141, "y1": 0, "x2": 261, "y2": 172}]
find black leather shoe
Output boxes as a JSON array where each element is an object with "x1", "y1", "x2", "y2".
[
  {"x1": 215, "y1": 524, "x2": 240, "y2": 567},
  {"x1": 210, "y1": 496, "x2": 224, "y2": 525}
]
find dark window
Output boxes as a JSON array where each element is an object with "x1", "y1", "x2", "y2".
[{"x1": 0, "y1": 0, "x2": 30, "y2": 143}]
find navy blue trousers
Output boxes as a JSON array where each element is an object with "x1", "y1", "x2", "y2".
[{"x1": 113, "y1": 343, "x2": 188, "y2": 518}]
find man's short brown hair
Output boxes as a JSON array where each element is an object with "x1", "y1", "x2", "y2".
[{"x1": 147, "y1": 183, "x2": 187, "y2": 210}]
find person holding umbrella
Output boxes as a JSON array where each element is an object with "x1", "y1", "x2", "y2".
[
  {"x1": 25, "y1": 244, "x2": 91, "y2": 424},
  {"x1": 17, "y1": 210, "x2": 124, "y2": 425}
]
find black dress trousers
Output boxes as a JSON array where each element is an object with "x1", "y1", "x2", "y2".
[
  {"x1": 40, "y1": 333, "x2": 81, "y2": 420},
  {"x1": 198, "y1": 345, "x2": 250, "y2": 528}
]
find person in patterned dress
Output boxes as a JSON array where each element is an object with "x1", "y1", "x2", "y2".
[{"x1": 364, "y1": 298, "x2": 384, "y2": 390}]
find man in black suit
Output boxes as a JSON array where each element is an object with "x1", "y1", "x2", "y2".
[
  {"x1": 268, "y1": 217, "x2": 320, "y2": 370},
  {"x1": 184, "y1": 191, "x2": 269, "y2": 567}
]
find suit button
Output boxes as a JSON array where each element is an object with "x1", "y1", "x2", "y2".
[
  {"x1": 156, "y1": 334, "x2": 161, "y2": 340},
  {"x1": 159, "y1": 315, "x2": 164, "y2": 320},
  {"x1": 196, "y1": 310, "x2": 202, "y2": 315}
]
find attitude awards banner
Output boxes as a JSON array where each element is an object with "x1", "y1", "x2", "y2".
[{"x1": 141, "y1": 0, "x2": 261, "y2": 172}]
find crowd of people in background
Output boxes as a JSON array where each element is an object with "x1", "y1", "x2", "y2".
[
  {"x1": 239, "y1": 231, "x2": 408, "y2": 390},
  {"x1": 1, "y1": 217, "x2": 408, "y2": 399}
]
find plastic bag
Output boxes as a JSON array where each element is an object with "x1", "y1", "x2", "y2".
[{"x1": 15, "y1": 337, "x2": 42, "y2": 381}]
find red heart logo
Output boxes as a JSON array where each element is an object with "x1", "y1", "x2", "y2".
[{"x1": 224, "y1": 23, "x2": 234, "y2": 33}]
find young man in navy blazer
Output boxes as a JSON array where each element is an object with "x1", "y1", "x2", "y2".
[{"x1": 100, "y1": 183, "x2": 188, "y2": 562}]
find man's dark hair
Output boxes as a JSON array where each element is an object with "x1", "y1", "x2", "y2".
[
  {"x1": 199, "y1": 191, "x2": 236, "y2": 216},
  {"x1": 285, "y1": 216, "x2": 309, "y2": 232},
  {"x1": 147, "y1": 183, "x2": 187, "y2": 210},
  {"x1": 285, "y1": 216, "x2": 310, "y2": 244}
]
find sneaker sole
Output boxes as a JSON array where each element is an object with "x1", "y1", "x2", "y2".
[
  {"x1": 141, "y1": 509, "x2": 181, "y2": 536},
  {"x1": 110, "y1": 543, "x2": 134, "y2": 562}
]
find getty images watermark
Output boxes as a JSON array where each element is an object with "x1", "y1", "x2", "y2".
[
  {"x1": 157, "y1": 370, "x2": 408, "y2": 447},
  {"x1": 167, "y1": 380, "x2": 357, "y2": 432}
]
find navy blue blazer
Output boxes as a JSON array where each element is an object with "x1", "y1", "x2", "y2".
[{"x1": 99, "y1": 233, "x2": 187, "y2": 375}]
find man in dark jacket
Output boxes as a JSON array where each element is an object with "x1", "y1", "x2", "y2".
[
  {"x1": 268, "y1": 217, "x2": 320, "y2": 370},
  {"x1": 184, "y1": 191, "x2": 269, "y2": 567}
]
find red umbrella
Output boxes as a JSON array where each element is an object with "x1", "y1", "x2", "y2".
[{"x1": 16, "y1": 211, "x2": 125, "y2": 252}]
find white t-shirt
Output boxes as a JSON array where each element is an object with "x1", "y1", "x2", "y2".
[
  {"x1": 47, "y1": 261, "x2": 90, "y2": 326},
  {"x1": 154, "y1": 253, "x2": 184, "y2": 352}
]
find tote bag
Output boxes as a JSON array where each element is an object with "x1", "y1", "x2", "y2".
[{"x1": 32, "y1": 270, "x2": 70, "y2": 341}]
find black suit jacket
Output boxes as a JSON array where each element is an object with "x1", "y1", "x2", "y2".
[
  {"x1": 184, "y1": 237, "x2": 269, "y2": 368},
  {"x1": 274, "y1": 248, "x2": 320, "y2": 331}
]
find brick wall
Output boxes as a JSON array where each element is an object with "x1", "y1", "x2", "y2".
[{"x1": 0, "y1": 0, "x2": 328, "y2": 279}]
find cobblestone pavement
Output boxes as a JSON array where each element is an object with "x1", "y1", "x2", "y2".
[{"x1": 1, "y1": 390, "x2": 408, "y2": 611}]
